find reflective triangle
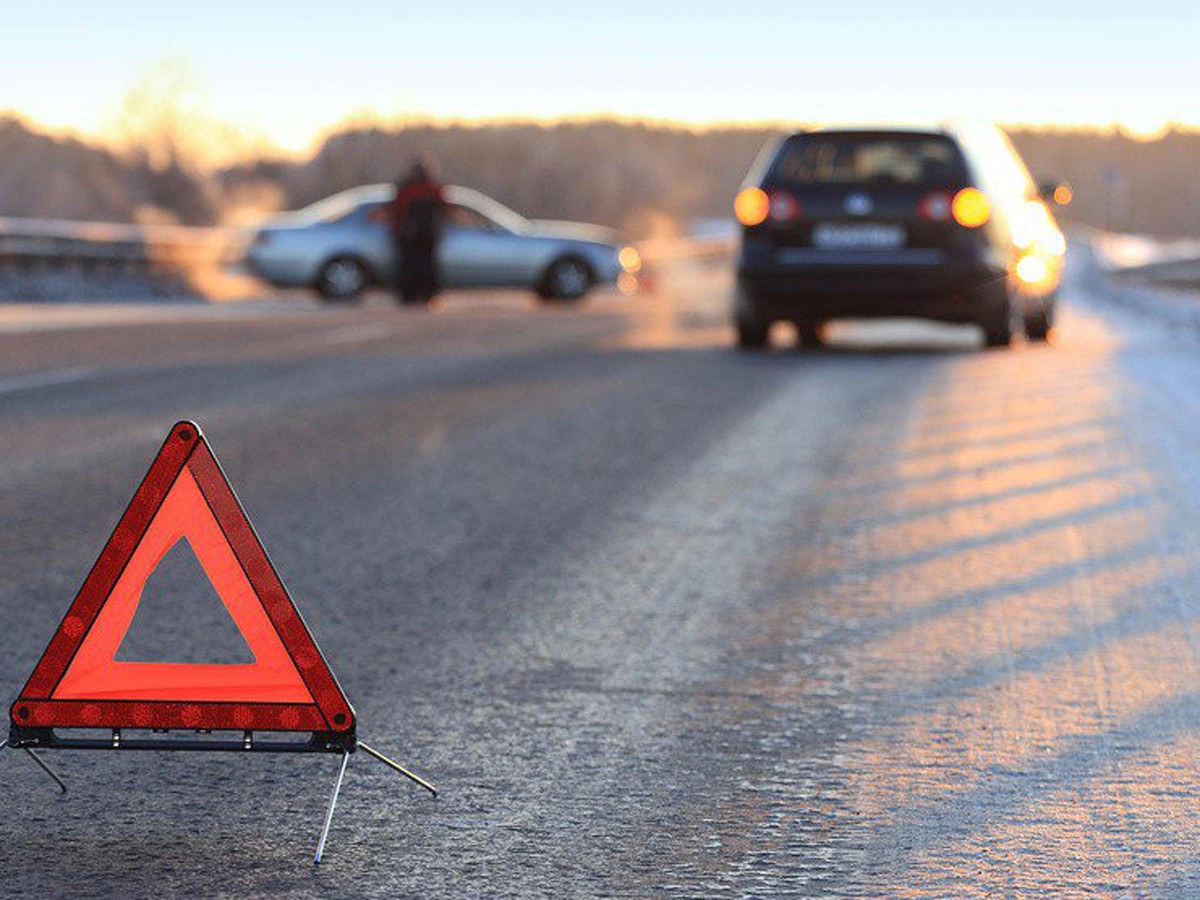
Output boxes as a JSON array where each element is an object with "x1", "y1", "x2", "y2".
[{"x1": 10, "y1": 421, "x2": 354, "y2": 736}]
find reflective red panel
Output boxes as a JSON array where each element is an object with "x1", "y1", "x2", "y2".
[{"x1": 10, "y1": 421, "x2": 355, "y2": 735}]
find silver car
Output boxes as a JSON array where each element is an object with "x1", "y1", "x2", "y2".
[{"x1": 246, "y1": 184, "x2": 638, "y2": 302}]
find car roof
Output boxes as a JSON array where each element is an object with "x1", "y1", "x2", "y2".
[
  {"x1": 320, "y1": 183, "x2": 529, "y2": 232},
  {"x1": 781, "y1": 121, "x2": 1007, "y2": 144},
  {"x1": 346, "y1": 183, "x2": 493, "y2": 207},
  {"x1": 782, "y1": 124, "x2": 954, "y2": 140}
]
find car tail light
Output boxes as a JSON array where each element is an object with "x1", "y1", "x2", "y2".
[
  {"x1": 1016, "y1": 253, "x2": 1050, "y2": 285},
  {"x1": 951, "y1": 188, "x2": 991, "y2": 228},
  {"x1": 735, "y1": 188, "x2": 770, "y2": 226},
  {"x1": 1012, "y1": 199, "x2": 1067, "y2": 256},
  {"x1": 767, "y1": 191, "x2": 801, "y2": 223},
  {"x1": 918, "y1": 191, "x2": 953, "y2": 222}
]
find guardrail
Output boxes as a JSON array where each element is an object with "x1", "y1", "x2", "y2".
[
  {"x1": 0, "y1": 213, "x2": 736, "y2": 305},
  {"x1": 0, "y1": 217, "x2": 247, "y2": 275},
  {"x1": 0, "y1": 215, "x2": 732, "y2": 272}
]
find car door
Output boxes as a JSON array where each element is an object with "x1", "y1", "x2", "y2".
[
  {"x1": 353, "y1": 203, "x2": 395, "y2": 282},
  {"x1": 438, "y1": 204, "x2": 528, "y2": 287}
]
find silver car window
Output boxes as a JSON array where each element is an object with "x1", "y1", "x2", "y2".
[
  {"x1": 447, "y1": 204, "x2": 500, "y2": 231},
  {"x1": 296, "y1": 187, "x2": 391, "y2": 225},
  {"x1": 449, "y1": 189, "x2": 528, "y2": 234},
  {"x1": 296, "y1": 193, "x2": 362, "y2": 225}
]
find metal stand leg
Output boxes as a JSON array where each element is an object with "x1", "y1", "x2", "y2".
[
  {"x1": 358, "y1": 741, "x2": 438, "y2": 796},
  {"x1": 3, "y1": 740, "x2": 68, "y2": 795},
  {"x1": 313, "y1": 751, "x2": 349, "y2": 865},
  {"x1": 25, "y1": 748, "x2": 69, "y2": 795}
]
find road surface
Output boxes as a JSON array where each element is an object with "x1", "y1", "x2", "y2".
[{"x1": 3, "y1": 250, "x2": 1200, "y2": 896}]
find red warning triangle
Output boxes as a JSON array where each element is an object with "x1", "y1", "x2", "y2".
[{"x1": 9, "y1": 422, "x2": 355, "y2": 736}]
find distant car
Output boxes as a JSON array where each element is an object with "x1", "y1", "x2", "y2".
[
  {"x1": 247, "y1": 185, "x2": 639, "y2": 302},
  {"x1": 733, "y1": 124, "x2": 1066, "y2": 349}
]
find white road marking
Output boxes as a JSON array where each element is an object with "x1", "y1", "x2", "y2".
[
  {"x1": 323, "y1": 323, "x2": 399, "y2": 345},
  {"x1": 0, "y1": 366, "x2": 97, "y2": 396},
  {"x1": 0, "y1": 301, "x2": 315, "y2": 334},
  {"x1": 0, "y1": 316, "x2": 401, "y2": 400},
  {"x1": 236, "y1": 320, "x2": 403, "y2": 356}
]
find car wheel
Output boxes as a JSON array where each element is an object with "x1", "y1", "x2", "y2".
[
  {"x1": 538, "y1": 257, "x2": 592, "y2": 302},
  {"x1": 317, "y1": 256, "x2": 369, "y2": 301},
  {"x1": 978, "y1": 281, "x2": 1016, "y2": 349},
  {"x1": 795, "y1": 322, "x2": 825, "y2": 349},
  {"x1": 734, "y1": 285, "x2": 769, "y2": 350},
  {"x1": 736, "y1": 310, "x2": 770, "y2": 350},
  {"x1": 1024, "y1": 296, "x2": 1055, "y2": 342}
]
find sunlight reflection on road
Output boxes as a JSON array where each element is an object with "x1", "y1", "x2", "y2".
[
  {"x1": 831, "y1": 312, "x2": 1199, "y2": 890},
  {"x1": 657, "y1": 295, "x2": 1200, "y2": 893}
]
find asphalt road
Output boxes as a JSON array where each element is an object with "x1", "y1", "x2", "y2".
[{"x1": 4, "y1": 251, "x2": 1200, "y2": 896}]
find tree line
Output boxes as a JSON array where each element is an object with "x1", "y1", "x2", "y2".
[{"x1": 2, "y1": 114, "x2": 1198, "y2": 238}]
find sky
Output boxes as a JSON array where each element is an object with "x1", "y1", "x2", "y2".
[{"x1": 3, "y1": 0, "x2": 1198, "y2": 157}]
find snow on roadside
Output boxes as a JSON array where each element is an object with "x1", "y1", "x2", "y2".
[{"x1": 1083, "y1": 226, "x2": 1200, "y2": 273}]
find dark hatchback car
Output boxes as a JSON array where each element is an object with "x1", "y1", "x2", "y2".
[{"x1": 733, "y1": 125, "x2": 1065, "y2": 350}]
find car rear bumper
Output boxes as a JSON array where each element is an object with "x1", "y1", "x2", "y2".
[{"x1": 737, "y1": 250, "x2": 1007, "y2": 323}]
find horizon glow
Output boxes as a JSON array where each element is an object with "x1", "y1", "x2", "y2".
[{"x1": 3, "y1": 0, "x2": 1197, "y2": 158}]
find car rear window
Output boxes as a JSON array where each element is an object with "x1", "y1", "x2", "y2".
[{"x1": 767, "y1": 133, "x2": 968, "y2": 187}]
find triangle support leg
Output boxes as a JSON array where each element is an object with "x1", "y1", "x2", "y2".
[
  {"x1": 25, "y1": 747, "x2": 68, "y2": 794},
  {"x1": 358, "y1": 741, "x2": 438, "y2": 796},
  {"x1": 2, "y1": 740, "x2": 68, "y2": 794},
  {"x1": 313, "y1": 750, "x2": 350, "y2": 865}
]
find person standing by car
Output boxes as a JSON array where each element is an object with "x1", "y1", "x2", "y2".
[{"x1": 387, "y1": 157, "x2": 446, "y2": 305}]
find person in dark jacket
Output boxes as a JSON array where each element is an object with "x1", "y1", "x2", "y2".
[{"x1": 387, "y1": 157, "x2": 447, "y2": 305}]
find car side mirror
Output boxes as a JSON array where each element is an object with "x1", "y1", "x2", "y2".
[{"x1": 1038, "y1": 179, "x2": 1072, "y2": 207}]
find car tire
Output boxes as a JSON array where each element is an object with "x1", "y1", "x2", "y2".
[
  {"x1": 735, "y1": 310, "x2": 770, "y2": 350},
  {"x1": 978, "y1": 281, "x2": 1016, "y2": 349},
  {"x1": 1023, "y1": 296, "x2": 1056, "y2": 342},
  {"x1": 795, "y1": 322, "x2": 825, "y2": 349},
  {"x1": 537, "y1": 257, "x2": 592, "y2": 302},
  {"x1": 316, "y1": 256, "x2": 369, "y2": 301},
  {"x1": 734, "y1": 285, "x2": 770, "y2": 350}
]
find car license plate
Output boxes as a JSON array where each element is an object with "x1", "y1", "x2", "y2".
[{"x1": 811, "y1": 223, "x2": 906, "y2": 249}]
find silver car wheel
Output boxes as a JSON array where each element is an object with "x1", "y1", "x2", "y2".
[
  {"x1": 546, "y1": 259, "x2": 591, "y2": 299},
  {"x1": 321, "y1": 258, "x2": 368, "y2": 299}
]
